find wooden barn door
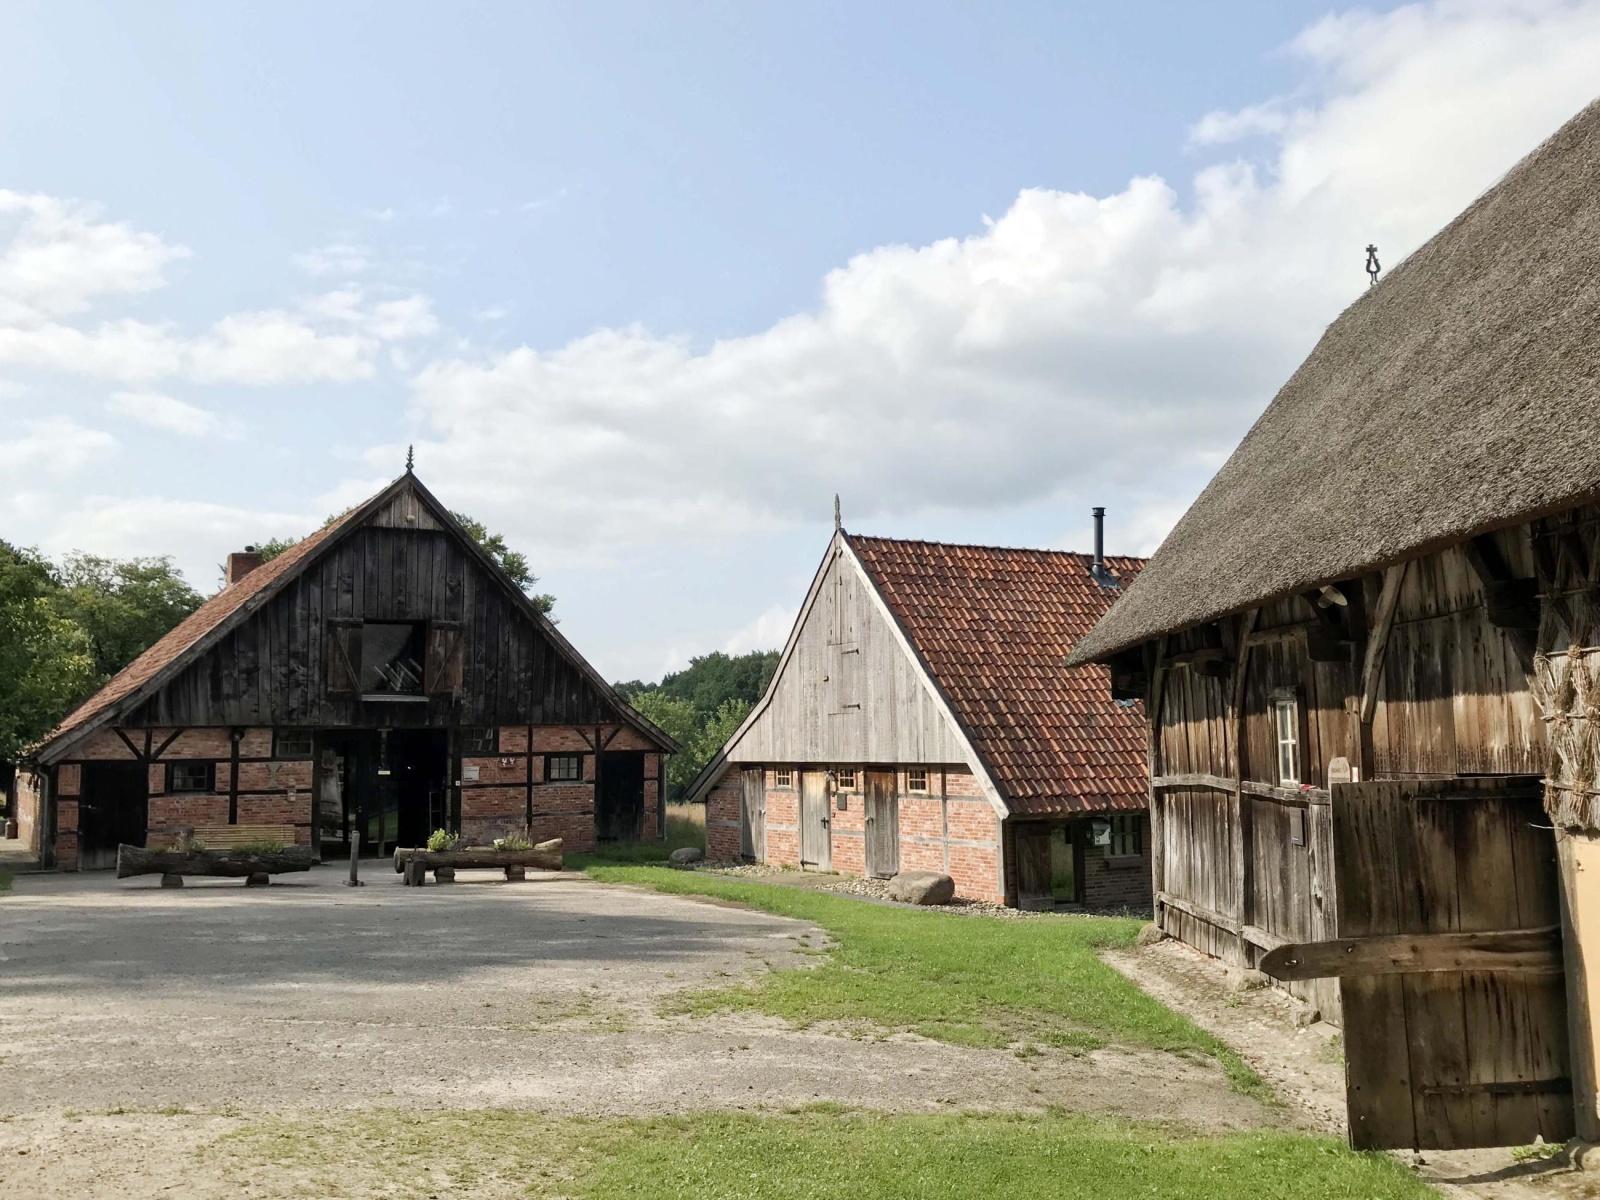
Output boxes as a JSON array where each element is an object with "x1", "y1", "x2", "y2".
[
  {"x1": 739, "y1": 768, "x2": 765, "y2": 860},
  {"x1": 1265, "y1": 777, "x2": 1571, "y2": 1150},
  {"x1": 799, "y1": 771, "x2": 831, "y2": 870},
  {"x1": 78, "y1": 761, "x2": 148, "y2": 870},
  {"x1": 864, "y1": 770, "x2": 899, "y2": 878}
]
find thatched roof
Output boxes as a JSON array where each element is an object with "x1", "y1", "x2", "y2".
[{"x1": 1070, "y1": 95, "x2": 1600, "y2": 665}]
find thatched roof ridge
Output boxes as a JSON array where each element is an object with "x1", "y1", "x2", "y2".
[{"x1": 1070, "y1": 95, "x2": 1600, "y2": 665}]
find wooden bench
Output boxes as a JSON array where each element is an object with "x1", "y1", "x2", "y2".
[{"x1": 394, "y1": 840, "x2": 563, "y2": 885}]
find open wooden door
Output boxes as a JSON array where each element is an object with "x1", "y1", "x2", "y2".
[
  {"x1": 739, "y1": 767, "x2": 765, "y2": 861},
  {"x1": 1262, "y1": 777, "x2": 1572, "y2": 1150}
]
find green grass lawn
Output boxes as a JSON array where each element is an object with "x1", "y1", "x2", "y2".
[
  {"x1": 224, "y1": 1108, "x2": 1432, "y2": 1200},
  {"x1": 580, "y1": 863, "x2": 1263, "y2": 1094}
]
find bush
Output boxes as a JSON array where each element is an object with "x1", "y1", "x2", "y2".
[
  {"x1": 493, "y1": 832, "x2": 532, "y2": 851},
  {"x1": 234, "y1": 839, "x2": 288, "y2": 854},
  {"x1": 171, "y1": 833, "x2": 207, "y2": 854},
  {"x1": 427, "y1": 829, "x2": 460, "y2": 852}
]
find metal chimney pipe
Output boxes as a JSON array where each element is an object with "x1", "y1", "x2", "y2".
[{"x1": 1092, "y1": 507, "x2": 1106, "y2": 572}]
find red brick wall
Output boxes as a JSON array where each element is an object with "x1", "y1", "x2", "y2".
[
  {"x1": 706, "y1": 773, "x2": 743, "y2": 860},
  {"x1": 1079, "y1": 814, "x2": 1153, "y2": 910},
  {"x1": 726, "y1": 764, "x2": 1004, "y2": 902}
]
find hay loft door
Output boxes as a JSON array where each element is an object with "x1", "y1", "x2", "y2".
[{"x1": 1262, "y1": 778, "x2": 1572, "y2": 1150}]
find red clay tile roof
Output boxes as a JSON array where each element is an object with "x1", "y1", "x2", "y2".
[
  {"x1": 34, "y1": 501, "x2": 363, "y2": 761},
  {"x1": 847, "y1": 535, "x2": 1147, "y2": 816}
]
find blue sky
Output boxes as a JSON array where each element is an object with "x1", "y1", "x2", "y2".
[{"x1": 2, "y1": 1, "x2": 1598, "y2": 681}]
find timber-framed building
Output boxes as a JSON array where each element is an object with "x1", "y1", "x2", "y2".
[
  {"x1": 15, "y1": 471, "x2": 676, "y2": 870},
  {"x1": 1071, "y1": 98, "x2": 1600, "y2": 1151},
  {"x1": 689, "y1": 522, "x2": 1150, "y2": 909}
]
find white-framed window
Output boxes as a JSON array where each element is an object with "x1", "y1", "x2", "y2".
[
  {"x1": 1273, "y1": 692, "x2": 1301, "y2": 786},
  {"x1": 775, "y1": 768, "x2": 793, "y2": 788},
  {"x1": 906, "y1": 768, "x2": 928, "y2": 793},
  {"x1": 1109, "y1": 813, "x2": 1141, "y2": 857},
  {"x1": 835, "y1": 768, "x2": 856, "y2": 790}
]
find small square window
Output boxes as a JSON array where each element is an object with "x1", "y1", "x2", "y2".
[
  {"x1": 836, "y1": 769, "x2": 856, "y2": 790},
  {"x1": 273, "y1": 730, "x2": 313, "y2": 759},
  {"x1": 907, "y1": 768, "x2": 928, "y2": 793},
  {"x1": 462, "y1": 728, "x2": 498, "y2": 755},
  {"x1": 775, "y1": 768, "x2": 793, "y2": 787},
  {"x1": 168, "y1": 762, "x2": 213, "y2": 793},
  {"x1": 1109, "y1": 814, "x2": 1142, "y2": 857},
  {"x1": 546, "y1": 753, "x2": 583, "y2": 782}
]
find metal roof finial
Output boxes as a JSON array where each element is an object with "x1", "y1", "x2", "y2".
[
  {"x1": 1365, "y1": 244, "x2": 1381, "y2": 288},
  {"x1": 405, "y1": 444, "x2": 414, "y2": 473},
  {"x1": 834, "y1": 494, "x2": 841, "y2": 533}
]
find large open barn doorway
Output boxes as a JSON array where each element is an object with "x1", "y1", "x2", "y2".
[
  {"x1": 78, "y1": 761, "x2": 148, "y2": 870},
  {"x1": 317, "y1": 729, "x2": 449, "y2": 857}
]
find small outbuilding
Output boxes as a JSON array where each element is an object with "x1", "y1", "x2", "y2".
[
  {"x1": 688, "y1": 519, "x2": 1149, "y2": 908},
  {"x1": 1070, "y1": 98, "x2": 1600, "y2": 1151},
  {"x1": 15, "y1": 470, "x2": 676, "y2": 869}
]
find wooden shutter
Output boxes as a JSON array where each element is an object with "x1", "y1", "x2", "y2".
[
  {"x1": 425, "y1": 623, "x2": 464, "y2": 696},
  {"x1": 327, "y1": 621, "x2": 362, "y2": 694}
]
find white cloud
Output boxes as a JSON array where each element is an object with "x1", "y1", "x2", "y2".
[
  {"x1": 0, "y1": 191, "x2": 187, "y2": 325},
  {"x1": 291, "y1": 242, "x2": 371, "y2": 277},
  {"x1": 396, "y1": 0, "x2": 1600, "y2": 563},
  {"x1": 107, "y1": 391, "x2": 244, "y2": 439},
  {"x1": 0, "y1": 416, "x2": 117, "y2": 474},
  {"x1": 722, "y1": 603, "x2": 798, "y2": 656}
]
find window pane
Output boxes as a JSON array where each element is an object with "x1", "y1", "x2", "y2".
[
  {"x1": 274, "y1": 730, "x2": 313, "y2": 758},
  {"x1": 171, "y1": 763, "x2": 210, "y2": 792},
  {"x1": 361, "y1": 622, "x2": 425, "y2": 694},
  {"x1": 907, "y1": 769, "x2": 928, "y2": 792},
  {"x1": 462, "y1": 728, "x2": 497, "y2": 755},
  {"x1": 547, "y1": 754, "x2": 582, "y2": 782}
]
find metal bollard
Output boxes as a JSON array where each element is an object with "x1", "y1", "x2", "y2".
[{"x1": 347, "y1": 828, "x2": 363, "y2": 887}]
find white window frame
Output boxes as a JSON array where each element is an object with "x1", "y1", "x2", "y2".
[
  {"x1": 1273, "y1": 691, "x2": 1301, "y2": 787},
  {"x1": 835, "y1": 768, "x2": 857, "y2": 790},
  {"x1": 906, "y1": 768, "x2": 929, "y2": 793},
  {"x1": 775, "y1": 768, "x2": 793, "y2": 788}
]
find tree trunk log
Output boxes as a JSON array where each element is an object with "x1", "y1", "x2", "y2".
[
  {"x1": 392, "y1": 846, "x2": 562, "y2": 872},
  {"x1": 117, "y1": 844, "x2": 315, "y2": 879}
]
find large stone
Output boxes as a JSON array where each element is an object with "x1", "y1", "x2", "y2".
[
  {"x1": 887, "y1": 871, "x2": 955, "y2": 906},
  {"x1": 669, "y1": 846, "x2": 705, "y2": 866},
  {"x1": 534, "y1": 838, "x2": 563, "y2": 853},
  {"x1": 159, "y1": 872, "x2": 184, "y2": 888}
]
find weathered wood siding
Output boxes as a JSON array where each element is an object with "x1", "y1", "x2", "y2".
[
  {"x1": 728, "y1": 543, "x2": 969, "y2": 766},
  {"x1": 1150, "y1": 516, "x2": 1556, "y2": 1024},
  {"x1": 123, "y1": 521, "x2": 623, "y2": 731}
]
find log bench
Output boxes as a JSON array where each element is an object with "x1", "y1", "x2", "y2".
[
  {"x1": 393, "y1": 840, "x2": 563, "y2": 885},
  {"x1": 117, "y1": 842, "x2": 315, "y2": 887}
]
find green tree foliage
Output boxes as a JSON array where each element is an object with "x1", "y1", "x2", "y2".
[
  {"x1": 449, "y1": 512, "x2": 555, "y2": 617},
  {"x1": 255, "y1": 511, "x2": 555, "y2": 617},
  {"x1": 618, "y1": 651, "x2": 777, "y2": 800},
  {"x1": 54, "y1": 553, "x2": 203, "y2": 683},
  {"x1": 0, "y1": 543, "x2": 97, "y2": 761}
]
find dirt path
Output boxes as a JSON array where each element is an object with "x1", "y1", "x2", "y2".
[
  {"x1": 1105, "y1": 938, "x2": 1597, "y2": 1199},
  {"x1": 0, "y1": 866, "x2": 1273, "y2": 1198}
]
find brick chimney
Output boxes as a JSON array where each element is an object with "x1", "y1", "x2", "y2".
[{"x1": 225, "y1": 546, "x2": 264, "y2": 587}]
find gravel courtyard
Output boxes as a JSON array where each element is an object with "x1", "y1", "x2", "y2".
[{"x1": 0, "y1": 864, "x2": 1275, "y2": 1198}]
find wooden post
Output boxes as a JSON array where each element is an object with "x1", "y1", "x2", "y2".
[
  {"x1": 1559, "y1": 831, "x2": 1600, "y2": 1142},
  {"x1": 1232, "y1": 610, "x2": 1260, "y2": 967},
  {"x1": 1147, "y1": 636, "x2": 1170, "y2": 932},
  {"x1": 347, "y1": 827, "x2": 362, "y2": 887}
]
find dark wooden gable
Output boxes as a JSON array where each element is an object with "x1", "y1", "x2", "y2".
[{"x1": 123, "y1": 483, "x2": 625, "y2": 730}]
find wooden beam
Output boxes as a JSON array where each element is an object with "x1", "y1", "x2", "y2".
[
  {"x1": 1258, "y1": 925, "x2": 1562, "y2": 981},
  {"x1": 1241, "y1": 779, "x2": 1331, "y2": 806},
  {"x1": 1147, "y1": 637, "x2": 1170, "y2": 927},
  {"x1": 1155, "y1": 890, "x2": 1241, "y2": 937},
  {"x1": 1242, "y1": 924, "x2": 1288, "y2": 953},
  {"x1": 1232, "y1": 609, "x2": 1259, "y2": 967},
  {"x1": 1151, "y1": 772, "x2": 1238, "y2": 793},
  {"x1": 1359, "y1": 563, "x2": 1407, "y2": 724}
]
